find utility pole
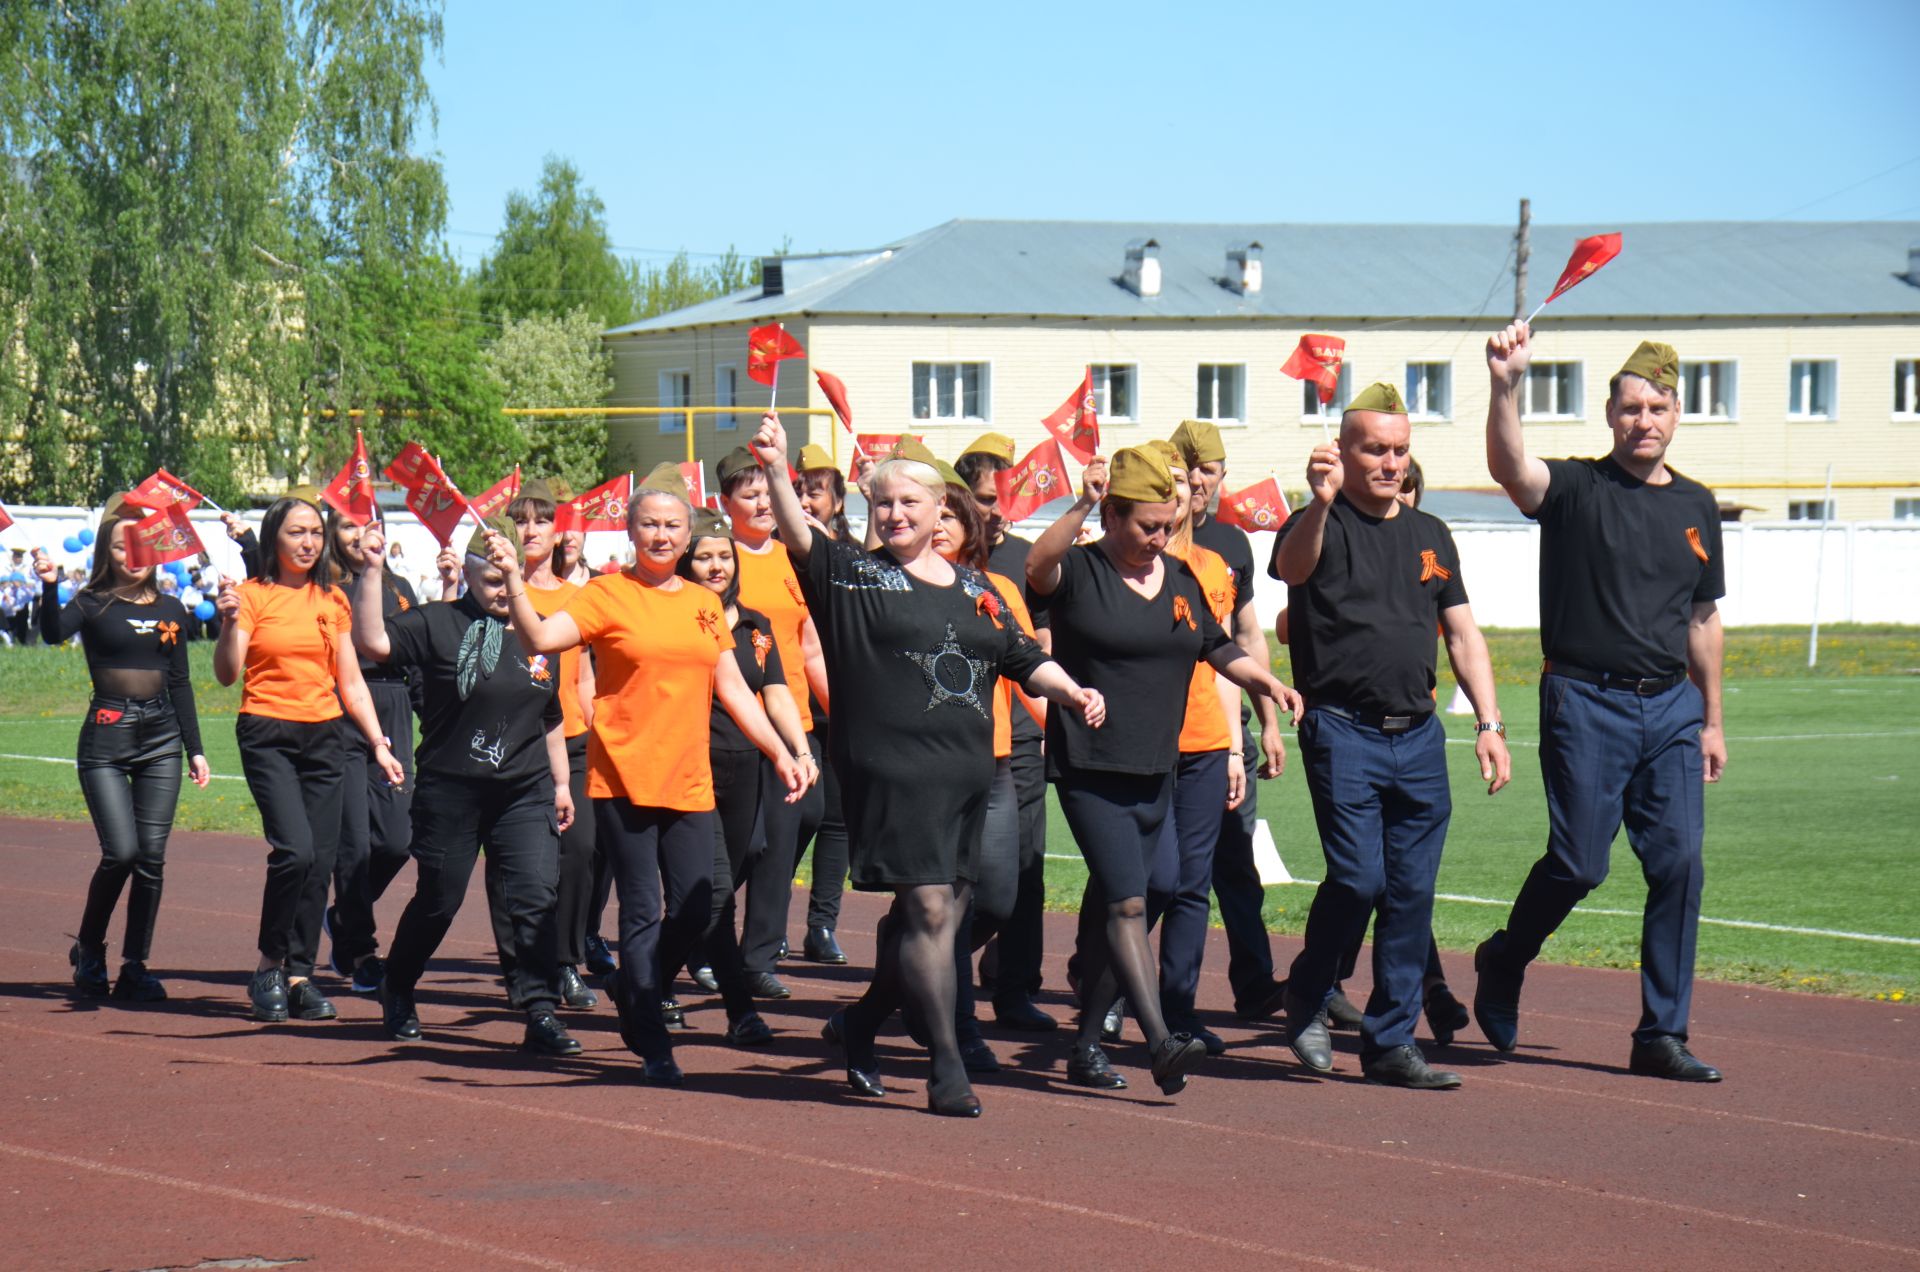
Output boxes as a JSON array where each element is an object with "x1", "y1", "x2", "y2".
[{"x1": 1513, "y1": 197, "x2": 1531, "y2": 320}]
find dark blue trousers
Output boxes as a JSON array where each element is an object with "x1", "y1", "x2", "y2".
[
  {"x1": 1148, "y1": 749, "x2": 1229, "y2": 1029},
  {"x1": 1489, "y1": 675, "x2": 1705, "y2": 1043},
  {"x1": 1211, "y1": 726, "x2": 1278, "y2": 1005},
  {"x1": 1287, "y1": 710, "x2": 1451, "y2": 1058}
]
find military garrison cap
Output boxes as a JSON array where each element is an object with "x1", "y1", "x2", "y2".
[
  {"x1": 1344, "y1": 381, "x2": 1408, "y2": 416},
  {"x1": 1108, "y1": 446, "x2": 1176, "y2": 502},
  {"x1": 1169, "y1": 419, "x2": 1226, "y2": 467},
  {"x1": 1617, "y1": 341, "x2": 1681, "y2": 392},
  {"x1": 959, "y1": 432, "x2": 1016, "y2": 463}
]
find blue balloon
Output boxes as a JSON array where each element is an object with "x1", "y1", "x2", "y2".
[
  {"x1": 194, "y1": 600, "x2": 216, "y2": 622},
  {"x1": 57, "y1": 581, "x2": 76, "y2": 603},
  {"x1": 78, "y1": 527, "x2": 95, "y2": 546},
  {"x1": 62, "y1": 535, "x2": 81, "y2": 553},
  {"x1": 84, "y1": 553, "x2": 93, "y2": 569}
]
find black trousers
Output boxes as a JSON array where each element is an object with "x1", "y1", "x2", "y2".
[
  {"x1": 551, "y1": 734, "x2": 598, "y2": 966},
  {"x1": 797, "y1": 717, "x2": 851, "y2": 930},
  {"x1": 387, "y1": 771, "x2": 560, "y2": 1011},
  {"x1": 695, "y1": 745, "x2": 763, "y2": 1019},
  {"x1": 599, "y1": 797, "x2": 715, "y2": 1059},
  {"x1": 739, "y1": 732, "x2": 825, "y2": 973},
  {"x1": 75, "y1": 696, "x2": 183, "y2": 963},
  {"x1": 1212, "y1": 725, "x2": 1278, "y2": 1003},
  {"x1": 981, "y1": 734, "x2": 1048, "y2": 1002},
  {"x1": 237, "y1": 714, "x2": 348, "y2": 978},
  {"x1": 330, "y1": 679, "x2": 415, "y2": 965}
]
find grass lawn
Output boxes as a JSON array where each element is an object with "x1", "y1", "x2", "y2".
[{"x1": 2, "y1": 626, "x2": 1915, "y2": 999}]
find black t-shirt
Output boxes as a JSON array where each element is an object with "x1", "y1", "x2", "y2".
[
  {"x1": 1038, "y1": 543, "x2": 1231, "y2": 777},
  {"x1": 383, "y1": 596, "x2": 563, "y2": 783},
  {"x1": 341, "y1": 567, "x2": 421, "y2": 681},
  {"x1": 1278, "y1": 496, "x2": 1468, "y2": 717},
  {"x1": 712, "y1": 605, "x2": 786, "y2": 753},
  {"x1": 41, "y1": 586, "x2": 204, "y2": 756},
  {"x1": 1193, "y1": 514, "x2": 1254, "y2": 612},
  {"x1": 1532, "y1": 457, "x2": 1725, "y2": 678}
]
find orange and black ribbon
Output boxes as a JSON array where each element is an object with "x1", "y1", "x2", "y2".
[{"x1": 1172, "y1": 595, "x2": 1196, "y2": 631}]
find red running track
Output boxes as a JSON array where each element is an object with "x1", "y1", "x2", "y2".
[{"x1": 1, "y1": 816, "x2": 1914, "y2": 1271}]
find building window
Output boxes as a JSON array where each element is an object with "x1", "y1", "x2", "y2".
[
  {"x1": 1788, "y1": 360, "x2": 1836, "y2": 419},
  {"x1": 1196, "y1": 364, "x2": 1246, "y2": 423},
  {"x1": 1405, "y1": 362, "x2": 1451, "y2": 419},
  {"x1": 1681, "y1": 361, "x2": 1738, "y2": 420},
  {"x1": 658, "y1": 370, "x2": 691, "y2": 433},
  {"x1": 1895, "y1": 359, "x2": 1919, "y2": 417},
  {"x1": 1523, "y1": 362, "x2": 1583, "y2": 420},
  {"x1": 912, "y1": 361, "x2": 989, "y2": 422},
  {"x1": 1892, "y1": 497, "x2": 1920, "y2": 521},
  {"x1": 715, "y1": 364, "x2": 739, "y2": 431},
  {"x1": 1092, "y1": 364, "x2": 1136, "y2": 422},
  {"x1": 1299, "y1": 365, "x2": 1352, "y2": 420},
  {"x1": 1787, "y1": 499, "x2": 1835, "y2": 521}
]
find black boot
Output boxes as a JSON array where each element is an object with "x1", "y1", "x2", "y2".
[{"x1": 69, "y1": 941, "x2": 110, "y2": 997}]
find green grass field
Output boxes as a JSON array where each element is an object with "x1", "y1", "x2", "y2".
[{"x1": 3, "y1": 628, "x2": 1915, "y2": 999}]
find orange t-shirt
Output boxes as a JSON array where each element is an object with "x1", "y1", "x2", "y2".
[
  {"x1": 735, "y1": 539, "x2": 813, "y2": 731},
  {"x1": 564, "y1": 572, "x2": 733, "y2": 811},
  {"x1": 235, "y1": 579, "x2": 350, "y2": 723},
  {"x1": 1174, "y1": 543, "x2": 1235, "y2": 754},
  {"x1": 987, "y1": 570, "x2": 1040, "y2": 759},
  {"x1": 526, "y1": 579, "x2": 587, "y2": 739}
]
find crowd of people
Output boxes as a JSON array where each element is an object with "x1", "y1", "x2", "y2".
[{"x1": 40, "y1": 321, "x2": 1729, "y2": 1117}]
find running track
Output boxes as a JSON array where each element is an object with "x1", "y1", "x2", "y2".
[{"x1": 2, "y1": 817, "x2": 1913, "y2": 1271}]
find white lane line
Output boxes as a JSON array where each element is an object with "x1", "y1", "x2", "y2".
[
  {"x1": 0, "y1": 752, "x2": 248, "y2": 781},
  {"x1": 1442, "y1": 730, "x2": 1920, "y2": 748}
]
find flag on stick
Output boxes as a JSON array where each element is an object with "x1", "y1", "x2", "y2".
[
  {"x1": 1216, "y1": 477, "x2": 1291, "y2": 533},
  {"x1": 995, "y1": 438, "x2": 1071, "y2": 523},
  {"x1": 1526, "y1": 232, "x2": 1623, "y2": 323},
  {"x1": 321, "y1": 430, "x2": 377, "y2": 525},
  {"x1": 1041, "y1": 368, "x2": 1100, "y2": 463},
  {"x1": 677, "y1": 461, "x2": 708, "y2": 507},
  {"x1": 749, "y1": 323, "x2": 806, "y2": 411},
  {"x1": 814, "y1": 369, "x2": 853, "y2": 432},
  {"x1": 854, "y1": 433, "x2": 921, "y2": 461},
  {"x1": 1280, "y1": 335, "x2": 1347, "y2": 406},
  {"x1": 569, "y1": 473, "x2": 633, "y2": 531},
  {"x1": 126, "y1": 468, "x2": 216, "y2": 513},
  {"x1": 124, "y1": 502, "x2": 204, "y2": 567},
  {"x1": 0, "y1": 501, "x2": 12, "y2": 533},
  {"x1": 383, "y1": 441, "x2": 438, "y2": 488},
  {"x1": 403, "y1": 461, "x2": 472, "y2": 548},
  {"x1": 468, "y1": 466, "x2": 522, "y2": 520}
]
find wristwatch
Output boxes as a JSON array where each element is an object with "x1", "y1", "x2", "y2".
[{"x1": 1475, "y1": 721, "x2": 1506, "y2": 736}]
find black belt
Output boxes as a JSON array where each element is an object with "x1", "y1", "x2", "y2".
[
  {"x1": 1543, "y1": 661, "x2": 1685, "y2": 696},
  {"x1": 1316, "y1": 704, "x2": 1433, "y2": 735}
]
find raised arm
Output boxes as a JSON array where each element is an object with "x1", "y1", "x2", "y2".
[
  {"x1": 1028, "y1": 455, "x2": 1106, "y2": 596},
  {"x1": 487, "y1": 532, "x2": 584, "y2": 654},
  {"x1": 1485, "y1": 320, "x2": 1553, "y2": 514},
  {"x1": 33, "y1": 553, "x2": 82, "y2": 644},
  {"x1": 350, "y1": 526, "x2": 394, "y2": 663},
  {"x1": 1271, "y1": 444, "x2": 1339, "y2": 586},
  {"x1": 750, "y1": 411, "x2": 814, "y2": 567},
  {"x1": 1440, "y1": 601, "x2": 1511, "y2": 794}
]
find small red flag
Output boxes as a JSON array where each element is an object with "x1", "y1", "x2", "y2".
[
  {"x1": 321, "y1": 430, "x2": 377, "y2": 525},
  {"x1": 469, "y1": 466, "x2": 522, "y2": 520},
  {"x1": 383, "y1": 441, "x2": 438, "y2": 490},
  {"x1": 125, "y1": 468, "x2": 205, "y2": 512},
  {"x1": 1280, "y1": 335, "x2": 1347, "y2": 406},
  {"x1": 0, "y1": 501, "x2": 15, "y2": 533},
  {"x1": 676, "y1": 461, "x2": 708, "y2": 507},
  {"x1": 854, "y1": 433, "x2": 921, "y2": 461},
  {"x1": 1042, "y1": 368, "x2": 1100, "y2": 463},
  {"x1": 747, "y1": 324, "x2": 806, "y2": 386},
  {"x1": 1216, "y1": 477, "x2": 1290, "y2": 533},
  {"x1": 814, "y1": 369, "x2": 853, "y2": 432},
  {"x1": 569, "y1": 473, "x2": 633, "y2": 531},
  {"x1": 124, "y1": 503, "x2": 204, "y2": 567},
  {"x1": 1541, "y1": 232, "x2": 1624, "y2": 308},
  {"x1": 404, "y1": 459, "x2": 473, "y2": 548},
  {"x1": 995, "y1": 438, "x2": 1071, "y2": 523}
]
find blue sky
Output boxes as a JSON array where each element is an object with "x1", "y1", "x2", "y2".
[{"x1": 425, "y1": 0, "x2": 1920, "y2": 267}]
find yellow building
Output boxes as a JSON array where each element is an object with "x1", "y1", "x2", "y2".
[{"x1": 603, "y1": 220, "x2": 1920, "y2": 521}]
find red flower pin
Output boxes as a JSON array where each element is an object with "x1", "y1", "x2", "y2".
[{"x1": 976, "y1": 591, "x2": 1003, "y2": 628}]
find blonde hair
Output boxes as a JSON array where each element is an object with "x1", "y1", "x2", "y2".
[
  {"x1": 1165, "y1": 458, "x2": 1194, "y2": 557},
  {"x1": 869, "y1": 458, "x2": 944, "y2": 501}
]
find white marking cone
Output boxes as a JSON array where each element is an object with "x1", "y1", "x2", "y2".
[
  {"x1": 1251, "y1": 819, "x2": 1292, "y2": 886},
  {"x1": 1445, "y1": 683, "x2": 1474, "y2": 715}
]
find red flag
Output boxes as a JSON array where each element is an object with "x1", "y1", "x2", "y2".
[
  {"x1": 124, "y1": 503, "x2": 204, "y2": 567},
  {"x1": 1216, "y1": 478, "x2": 1290, "y2": 533},
  {"x1": 995, "y1": 438, "x2": 1071, "y2": 523},
  {"x1": 383, "y1": 441, "x2": 438, "y2": 489},
  {"x1": 1041, "y1": 368, "x2": 1100, "y2": 463},
  {"x1": 747, "y1": 324, "x2": 806, "y2": 385},
  {"x1": 854, "y1": 433, "x2": 920, "y2": 461},
  {"x1": 321, "y1": 430, "x2": 377, "y2": 524},
  {"x1": 677, "y1": 461, "x2": 708, "y2": 507},
  {"x1": 814, "y1": 369, "x2": 853, "y2": 432},
  {"x1": 1541, "y1": 232, "x2": 1623, "y2": 308},
  {"x1": 0, "y1": 502, "x2": 14, "y2": 533},
  {"x1": 1280, "y1": 335, "x2": 1347, "y2": 406},
  {"x1": 125, "y1": 468, "x2": 205, "y2": 512},
  {"x1": 469, "y1": 466, "x2": 522, "y2": 520},
  {"x1": 570, "y1": 473, "x2": 633, "y2": 531},
  {"x1": 404, "y1": 460, "x2": 473, "y2": 548}
]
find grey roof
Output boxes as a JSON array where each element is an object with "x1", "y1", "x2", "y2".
[{"x1": 605, "y1": 219, "x2": 1920, "y2": 335}]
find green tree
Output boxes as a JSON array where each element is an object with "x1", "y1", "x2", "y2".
[
  {"x1": 481, "y1": 307, "x2": 612, "y2": 493},
  {"x1": 476, "y1": 156, "x2": 637, "y2": 329}
]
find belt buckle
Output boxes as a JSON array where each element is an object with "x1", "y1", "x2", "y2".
[
  {"x1": 1381, "y1": 715, "x2": 1413, "y2": 734},
  {"x1": 1632, "y1": 677, "x2": 1663, "y2": 696}
]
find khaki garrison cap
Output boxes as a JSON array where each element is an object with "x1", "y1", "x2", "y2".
[
  {"x1": 716, "y1": 447, "x2": 758, "y2": 485},
  {"x1": 640, "y1": 462, "x2": 692, "y2": 503},
  {"x1": 464, "y1": 514, "x2": 523, "y2": 570},
  {"x1": 1108, "y1": 446, "x2": 1176, "y2": 503},
  {"x1": 959, "y1": 432, "x2": 1016, "y2": 463},
  {"x1": 1344, "y1": 381, "x2": 1408, "y2": 417},
  {"x1": 796, "y1": 444, "x2": 835, "y2": 472},
  {"x1": 1146, "y1": 439, "x2": 1185, "y2": 471},
  {"x1": 689, "y1": 508, "x2": 732, "y2": 541},
  {"x1": 1169, "y1": 419, "x2": 1227, "y2": 467},
  {"x1": 1617, "y1": 341, "x2": 1681, "y2": 392}
]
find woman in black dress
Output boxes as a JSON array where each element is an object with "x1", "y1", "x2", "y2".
[
  {"x1": 1028, "y1": 447, "x2": 1304, "y2": 1096},
  {"x1": 751, "y1": 411, "x2": 1105, "y2": 1117},
  {"x1": 38, "y1": 501, "x2": 211, "y2": 1001}
]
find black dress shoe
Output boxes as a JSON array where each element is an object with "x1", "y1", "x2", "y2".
[
  {"x1": 689, "y1": 964, "x2": 720, "y2": 994},
  {"x1": 1176, "y1": 1024, "x2": 1226, "y2": 1056},
  {"x1": 1364, "y1": 1043, "x2": 1462, "y2": 1089},
  {"x1": 660, "y1": 998, "x2": 687, "y2": 1029},
  {"x1": 350, "y1": 955, "x2": 385, "y2": 995},
  {"x1": 583, "y1": 933, "x2": 618, "y2": 978},
  {"x1": 1284, "y1": 991, "x2": 1334, "y2": 1073},
  {"x1": 559, "y1": 965, "x2": 598, "y2": 1010},
  {"x1": 1472, "y1": 936, "x2": 1523, "y2": 1053},
  {"x1": 1233, "y1": 980, "x2": 1289, "y2": 1022},
  {"x1": 959, "y1": 1035, "x2": 1001, "y2": 1075},
  {"x1": 928, "y1": 1084, "x2": 983, "y2": 1118},
  {"x1": 1324, "y1": 987, "x2": 1364, "y2": 1031},
  {"x1": 69, "y1": 941, "x2": 110, "y2": 997},
  {"x1": 1424, "y1": 983, "x2": 1470, "y2": 1047},
  {"x1": 777, "y1": 936, "x2": 789, "y2": 961},
  {"x1": 640, "y1": 1055, "x2": 685, "y2": 1086},
  {"x1": 287, "y1": 979, "x2": 337, "y2": 1021},
  {"x1": 249, "y1": 967, "x2": 289, "y2": 1022},
  {"x1": 803, "y1": 926, "x2": 848, "y2": 964},
  {"x1": 822, "y1": 1012, "x2": 885, "y2": 1096},
  {"x1": 380, "y1": 983, "x2": 421, "y2": 1041},
  {"x1": 112, "y1": 961, "x2": 166, "y2": 1002},
  {"x1": 1150, "y1": 1033, "x2": 1208, "y2": 1095},
  {"x1": 1629, "y1": 1036, "x2": 1723, "y2": 1083},
  {"x1": 1102, "y1": 997, "x2": 1125, "y2": 1043},
  {"x1": 745, "y1": 971, "x2": 791, "y2": 1001},
  {"x1": 606, "y1": 976, "x2": 650, "y2": 1058},
  {"x1": 725, "y1": 1012, "x2": 774, "y2": 1048},
  {"x1": 524, "y1": 1010, "x2": 583, "y2": 1056},
  {"x1": 1066, "y1": 1043, "x2": 1128, "y2": 1090},
  {"x1": 993, "y1": 995, "x2": 1059, "y2": 1032}
]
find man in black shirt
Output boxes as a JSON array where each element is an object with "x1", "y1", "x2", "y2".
[
  {"x1": 1475, "y1": 332, "x2": 1727, "y2": 1083},
  {"x1": 1272, "y1": 382, "x2": 1511, "y2": 1088},
  {"x1": 1171, "y1": 419, "x2": 1289, "y2": 1019}
]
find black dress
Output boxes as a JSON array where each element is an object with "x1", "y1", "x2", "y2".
[{"x1": 795, "y1": 527, "x2": 1046, "y2": 890}]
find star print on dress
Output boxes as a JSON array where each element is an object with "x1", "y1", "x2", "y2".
[
  {"x1": 901, "y1": 622, "x2": 992, "y2": 718},
  {"x1": 837, "y1": 551, "x2": 910, "y2": 592}
]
